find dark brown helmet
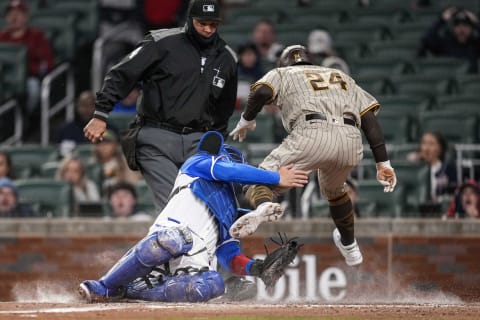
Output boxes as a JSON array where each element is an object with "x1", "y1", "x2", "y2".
[{"x1": 277, "y1": 45, "x2": 312, "y2": 67}]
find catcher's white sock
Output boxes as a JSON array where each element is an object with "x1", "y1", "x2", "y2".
[
  {"x1": 229, "y1": 202, "x2": 284, "y2": 238},
  {"x1": 333, "y1": 228, "x2": 363, "y2": 266}
]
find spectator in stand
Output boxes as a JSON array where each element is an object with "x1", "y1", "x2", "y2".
[
  {"x1": 0, "y1": 151, "x2": 15, "y2": 180},
  {"x1": 417, "y1": 6, "x2": 480, "y2": 73},
  {"x1": 0, "y1": 0, "x2": 55, "y2": 114},
  {"x1": 55, "y1": 156, "x2": 101, "y2": 207},
  {"x1": 93, "y1": 130, "x2": 142, "y2": 191},
  {"x1": 142, "y1": 0, "x2": 189, "y2": 30},
  {"x1": 407, "y1": 131, "x2": 457, "y2": 206},
  {"x1": 0, "y1": 177, "x2": 34, "y2": 217},
  {"x1": 106, "y1": 181, "x2": 152, "y2": 221},
  {"x1": 307, "y1": 29, "x2": 350, "y2": 74},
  {"x1": 55, "y1": 91, "x2": 119, "y2": 157},
  {"x1": 98, "y1": 0, "x2": 144, "y2": 80},
  {"x1": 444, "y1": 179, "x2": 480, "y2": 220},
  {"x1": 251, "y1": 19, "x2": 284, "y2": 65},
  {"x1": 236, "y1": 43, "x2": 264, "y2": 102}
]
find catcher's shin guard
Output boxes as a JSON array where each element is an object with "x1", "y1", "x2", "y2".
[
  {"x1": 126, "y1": 270, "x2": 225, "y2": 302},
  {"x1": 84, "y1": 225, "x2": 193, "y2": 301}
]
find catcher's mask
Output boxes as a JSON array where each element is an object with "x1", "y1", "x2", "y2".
[
  {"x1": 278, "y1": 45, "x2": 312, "y2": 67},
  {"x1": 220, "y1": 144, "x2": 247, "y2": 164},
  {"x1": 197, "y1": 131, "x2": 247, "y2": 164}
]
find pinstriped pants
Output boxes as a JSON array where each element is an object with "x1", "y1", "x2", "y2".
[{"x1": 259, "y1": 119, "x2": 363, "y2": 200}]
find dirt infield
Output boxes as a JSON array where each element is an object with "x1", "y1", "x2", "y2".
[{"x1": 1, "y1": 302, "x2": 480, "y2": 320}]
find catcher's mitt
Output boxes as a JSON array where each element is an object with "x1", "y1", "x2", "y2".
[{"x1": 250, "y1": 233, "x2": 302, "y2": 290}]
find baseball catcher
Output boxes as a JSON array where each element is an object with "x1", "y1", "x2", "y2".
[
  {"x1": 229, "y1": 45, "x2": 397, "y2": 268},
  {"x1": 79, "y1": 131, "x2": 308, "y2": 303}
]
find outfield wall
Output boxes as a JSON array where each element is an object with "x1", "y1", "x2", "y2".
[{"x1": 0, "y1": 218, "x2": 479, "y2": 302}]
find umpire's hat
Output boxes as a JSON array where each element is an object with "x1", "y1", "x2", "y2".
[{"x1": 188, "y1": 0, "x2": 221, "y2": 22}]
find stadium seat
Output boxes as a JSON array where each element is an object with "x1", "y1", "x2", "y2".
[
  {"x1": 350, "y1": 57, "x2": 411, "y2": 78},
  {"x1": 393, "y1": 161, "x2": 429, "y2": 216},
  {"x1": 456, "y1": 74, "x2": 480, "y2": 96},
  {"x1": 390, "y1": 74, "x2": 458, "y2": 99},
  {"x1": 107, "y1": 113, "x2": 136, "y2": 132},
  {"x1": 356, "y1": 179, "x2": 405, "y2": 217},
  {"x1": 376, "y1": 94, "x2": 428, "y2": 118},
  {"x1": 30, "y1": 13, "x2": 76, "y2": 62},
  {"x1": 433, "y1": 95, "x2": 480, "y2": 115},
  {"x1": 419, "y1": 110, "x2": 478, "y2": 143},
  {"x1": 134, "y1": 180, "x2": 154, "y2": 205},
  {"x1": 14, "y1": 178, "x2": 73, "y2": 217},
  {"x1": 377, "y1": 113, "x2": 416, "y2": 144},
  {"x1": 0, "y1": 43, "x2": 27, "y2": 98},
  {"x1": 354, "y1": 75, "x2": 395, "y2": 96},
  {"x1": 2, "y1": 144, "x2": 57, "y2": 178},
  {"x1": 47, "y1": 0, "x2": 99, "y2": 44},
  {"x1": 412, "y1": 57, "x2": 470, "y2": 77}
]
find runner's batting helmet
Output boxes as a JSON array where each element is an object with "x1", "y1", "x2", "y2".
[{"x1": 278, "y1": 45, "x2": 312, "y2": 67}]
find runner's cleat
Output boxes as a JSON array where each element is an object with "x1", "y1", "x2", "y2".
[
  {"x1": 333, "y1": 228, "x2": 363, "y2": 266},
  {"x1": 229, "y1": 202, "x2": 284, "y2": 238}
]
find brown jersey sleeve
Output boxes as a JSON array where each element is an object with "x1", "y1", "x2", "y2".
[
  {"x1": 243, "y1": 83, "x2": 275, "y2": 121},
  {"x1": 361, "y1": 109, "x2": 388, "y2": 163}
]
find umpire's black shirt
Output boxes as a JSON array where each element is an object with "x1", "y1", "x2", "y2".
[{"x1": 93, "y1": 25, "x2": 238, "y2": 134}]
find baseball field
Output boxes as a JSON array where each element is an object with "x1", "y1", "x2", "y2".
[{"x1": 1, "y1": 301, "x2": 480, "y2": 320}]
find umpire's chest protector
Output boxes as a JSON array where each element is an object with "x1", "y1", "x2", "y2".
[{"x1": 142, "y1": 29, "x2": 237, "y2": 125}]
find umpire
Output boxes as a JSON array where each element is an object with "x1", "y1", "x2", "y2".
[{"x1": 84, "y1": 0, "x2": 238, "y2": 212}]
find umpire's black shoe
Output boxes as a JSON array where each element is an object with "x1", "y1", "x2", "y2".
[{"x1": 221, "y1": 276, "x2": 257, "y2": 301}]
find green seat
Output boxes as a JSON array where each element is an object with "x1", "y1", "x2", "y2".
[
  {"x1": 376, "y1": 94, "x2": 428, "y2": 118},
  {"x1": 332, "y1": 24, "x2": 391, "y2": 46},
  {"x1": 30, "y1": 13, "x2": 76, "y2": 62},
  {"x1": 355, "y1": 75, "x2": 395, "y2": 96},
  {"x1": 2, "y1": 144, "x2": 57, "y2": 178},
  {"x1": 356, "y1": 179, "x2": 405, "y2": 217},
  {"x1": 134, "y1": 180, "x2": 154, "y2": 205},
  {"x1": 0, "y1": 43, "x2": 27, "y2": 97},
  {"x1": 377, "y1": 113, "x2": 416, "y2": 143},
  {"x1": 413, "y1": 57, "x2": 470, "y2": 77},
  {"x1": 350, "y1": 57, "x2": 411, "y2": 78},
  {"x1": 393, "y1": 161, "x2": 429, "y2": 215},
  {"x1": 365, "y1": 40, "x2": 417, "y2": 60},
  {"x1": 72, "y1": 143, "x2": 95, "y2": 162},
  {"x1": 48, "y1": 0, "x2": 98, "y2": 44},
  {"x1": 419, "y1": 110, "x2": 478, "y2": 143},
  {"x1": 433, "y1": 95, "x2": 480, "y2": 115},
  {"x1": 390, "y1": 74, "x2": 458, "y2": 99},
  {"x1": 15, "y1": 178, "x2": 73, "y2": 217},
  {"x1": 456, "y1": 74, "x2": 480, "y2": 96},
  {"x1": 107, "y1": 113, "x2": 136, "y2": 132}
]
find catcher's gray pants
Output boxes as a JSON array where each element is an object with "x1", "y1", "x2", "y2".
[
  {"x1": 260, "y1": 117, "x2": 363, "y2": 200},
  {"x1": 136, "y1": 126, "x2": 203, "y2": 213}
]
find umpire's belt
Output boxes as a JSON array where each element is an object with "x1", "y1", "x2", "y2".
[
  {"x1": 144, "y1": 119, "x2": 210, "y2": 134},
  {"x1": 306, "y1": 113, "x2": 357, "y2": 127}
]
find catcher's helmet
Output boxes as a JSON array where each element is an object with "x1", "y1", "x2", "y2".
[{"x1": 278, "y1": 45, "x2": 312, "y2": 68}]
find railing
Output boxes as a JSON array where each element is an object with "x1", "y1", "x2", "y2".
[
  {"x1": 0, "y1": 99, "x2": 22, "y2": 146},
  {"x1": 40, "y1": 63, "x2": 75, "y2": 146},
  {"x1": 91, "y1": 23, "x2": 133, "y2": 92},
  {"x1": 455, "y1": 144, "x2": 480, "y2": 185}
]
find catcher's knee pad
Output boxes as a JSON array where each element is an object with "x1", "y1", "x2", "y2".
[
  {"x1": 245, "y1": 184, "x2": 274, "y2": 208},
  {"x1": 135, "y1": 225, "x2": 193, "y2": 267}
]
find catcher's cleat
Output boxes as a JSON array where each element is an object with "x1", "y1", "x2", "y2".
[
  {"x1": 79, "y1": 280, "x2": 124, "y2": 303},
  {"x1": 221, "y1": 276, "x2": 257, "y2": 301},
  {"x1": 333, "y1": 228, "x2": 363, "y2": 266},
  {"x1": 229, "y1": 202, "x2": 284, "y2": 238}
]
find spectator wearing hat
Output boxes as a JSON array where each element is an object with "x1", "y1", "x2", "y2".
[
  {"x1": 418, "y1": 6, "x2": 480, "y2": 73},
  {"x1": 307, "y1": 29, "x2": 350, "y2": 74},
  {"x1": 0, "y1": 0, "x2": 55, "y2": 114},
  {"x1": 444, "y1": 179, "x2": 480, "y2": 219},
  {"x1": 0, "y1": 177, "x2": 34, "y2": 217},
  {"x1": 106, "y1": 181, "x2": 152, "y2": 221}
]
